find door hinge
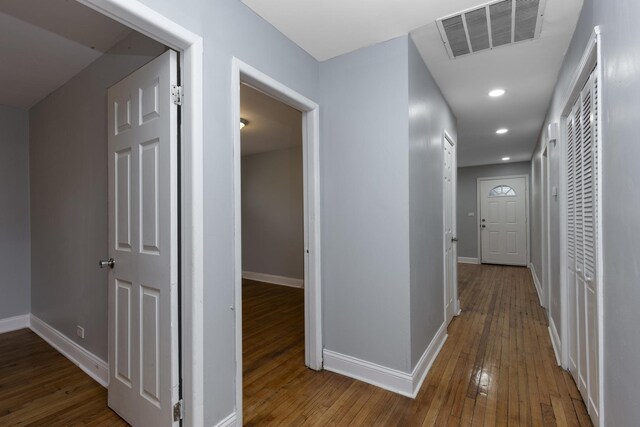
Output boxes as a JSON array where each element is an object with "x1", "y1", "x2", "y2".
[
  {"x1": 171, "y1": 85, "x2": 183, "y2": 106},
  {"x1": 173, "y1": 399, "x2": 184, "y2": 421}
]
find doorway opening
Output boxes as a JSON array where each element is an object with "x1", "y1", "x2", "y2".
[
  {"x1": 477, "y1": 175, "x2": 529, "y2": 266},
  {"x1": 232, "y1": 59, "x2": 322, "y2": 424}
]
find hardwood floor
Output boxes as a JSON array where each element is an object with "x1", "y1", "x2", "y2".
[
  {"x1": 0, "y1": 328, "x2": 127, "y2": 426},
  {"x1": 0, "y1": 265, "x2": 590, "y2": 426},
  {"x1": 243, "y1": 265, "x2": 592, "y2": 426}
]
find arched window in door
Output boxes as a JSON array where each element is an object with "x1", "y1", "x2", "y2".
[{"x1": 489, "y1": 185, "x2": 516, "y2": 197}]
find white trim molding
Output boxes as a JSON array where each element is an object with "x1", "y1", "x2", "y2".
[
  {"x1": 548, "y1": 317, "x2": 562, "y2": 366},
  {"x1": 212, "y1": 412, "x2": 238, "y2": 427},
  {"x1": 323, "y1": 323, "x2": 447, "y2": 398},
  {"x1": 529, "y1": 263, "x2": 543, "y2": 307},
  {"x1": 409, "y1": 323, "x2": 448, "y2": 397},
  {"x1": 0, "y1": 314, "x2": 30, "y2": 334},
  {"x1": 29, "y1": 315, "x2": 109, "y2": 387},
  {"x1": 458, "y1": 257, "x2": 479, "y2": 264},
  {"x1": 242, "y1": 271, "x2": 304, "y2": 289}
]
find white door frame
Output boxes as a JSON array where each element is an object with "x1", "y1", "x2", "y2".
[
  {"x1": 76, "y1": 1, "x2": 204, "y2": 425},
  {"x1": 231, "y1": 58, "x2": 322, "y2": 425},
  {"x1": 476, "y1": 175, "x2": 530, "y2": 266},
  {"x1": 541, "y1": 142, "x2": 551, "y2": 310},
  {"x1": 443, "y1": 131, "x2": 460, "y2": 316},
  {"x1": 558, "y1": 26, "x2": 603, "y2": 427}
]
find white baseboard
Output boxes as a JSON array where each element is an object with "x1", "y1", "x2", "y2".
[
  {"x1": 323, "y1": 323, "x2": 447, "y2": 398},
  {"x1": 529, "y1": 263, "x2": 543, "y2": 307},
  {"x1": 410, "y1": 322, "x2": 448, "y2": 397},
  {"x1": 548, "y1": 317, "x2": 561, "y2": 366},
  {"x1": 29, "y1": 315, "x2": 109, "y2": 387},
  {"x1": 213, "y1": 412, "x2": 238, "y2": 427},
  {"x1": 458, "y1": 257, "x2": 479, "y2": 264},
  {"x1": 0, "y1": 314, "x2": 30, "y2": 334},
  {"x1": 242, "y1": 271, "x2": 303, "y2": 289}
]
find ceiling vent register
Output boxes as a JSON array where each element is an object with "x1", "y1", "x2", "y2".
[{"x1": 436, "y1": 0, "x2": 546, "y2": 59}]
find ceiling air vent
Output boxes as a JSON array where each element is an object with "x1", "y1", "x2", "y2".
[{"x1": 436, "y1": 0, "x2": 546, "y2": 59}]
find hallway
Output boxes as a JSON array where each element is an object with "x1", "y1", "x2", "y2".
[{"x1": 243, "y1": 265, "x2": 591, "y2": 425}]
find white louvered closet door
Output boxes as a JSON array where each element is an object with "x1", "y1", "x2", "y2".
[{"x1": 566, "y1": 67, "x2": 600, "y2": 422}]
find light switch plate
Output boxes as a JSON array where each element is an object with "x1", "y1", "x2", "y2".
[
  {"x1": 468, "y1": 212, "x2": 475, "y2": 217},
  {"x1": 76, "y1": 326, "x2": 85, "y2": 340}
]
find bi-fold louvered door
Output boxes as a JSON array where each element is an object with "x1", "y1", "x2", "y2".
[{"x1": 566, "y1": 67, "x2": 599, "y2": 421}]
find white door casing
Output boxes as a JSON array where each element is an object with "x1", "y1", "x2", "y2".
[
  {"x1": 479, "y1": 177, "x2": 528, "y2": 266},
  {"x1": 232, "y1": 58, "x2": 322, "y2": 425},
  {"x1": 107, "y1": 50, "x2": 179, "y2": 427},
  {"x1": 443, "y1": 135, "x2": 456, "y2": 323}
]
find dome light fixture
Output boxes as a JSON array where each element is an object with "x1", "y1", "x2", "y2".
[
  {"x1": 496, "y1": 128, "x2": 509, "y2": 135},
  {"x1": 502, "y1": 157, "x2": 511, "y2": 161},
  {"x1": 489, "y1": 89, "x2": 506, "y2": 98}
]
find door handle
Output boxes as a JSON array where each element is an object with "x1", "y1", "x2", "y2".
[
  {"x1": 481, "y1": 225, "x2": 486, "y2": 229},
  {"x1": 99, "y1": 258, "x2": 115, "y2": 269},
  {"x1": 451, "y1": 237, "x2": 458, "y2": 242}
]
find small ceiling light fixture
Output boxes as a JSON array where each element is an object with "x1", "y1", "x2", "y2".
[
  {"x1": 240, "y1": 118, "x2": 249, "y2": 130},
  {"x1": 496, "y1": 128, "x2": 509, "y2": 135},
  {"x1": 489, "y1": 89, "x2": 506, "y2": 98},
  {"x1": 502, "y1": 157, "x2": 511, "y2": 161}
]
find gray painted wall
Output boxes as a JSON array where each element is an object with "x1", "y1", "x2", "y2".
[
  {"x1": 0, "y1": 105, "x2": 30, "y2": 319},
  {"x1": 407, "y1": 37, "x2": 457, "y2": 368},
  {"x1": 319, "y1": 35, "x2": 457, "y2": 373},
  {"x1": 29, "y1": 33, "x2": 165, "y2": 361},
  {"x1": 530, "y1": 0, "x2": 640, "y2": 423},
  {"x1": 320, "y1": 36, "x2": 412, "y2": 372},
  {"x1": 134, "y1": 0, "x2": 320, "y2": 422},
  {"x1": 457, "y1": 162, "x2": 531, "y2": 259},
  {"x1": 241, "y1": 147, "x2": 303, "y2": 280}
]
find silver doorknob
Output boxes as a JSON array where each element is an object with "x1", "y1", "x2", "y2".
[{"x1": 99, "y1": 258, "x2": 115, "y2": 269}]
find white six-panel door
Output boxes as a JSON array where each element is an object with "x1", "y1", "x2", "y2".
[
  {"x1": 479, "y1": 177, "x2": 528, "y2": 266},
  {"x1": 444, "y1": 137, "x2": 456, "y2": 324},
  {"x1": 107, "y1": 50, "x2": 179, "y2": 427}
]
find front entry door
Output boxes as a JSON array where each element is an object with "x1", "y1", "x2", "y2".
[
  {"x1": 480, "y1": 177, "x2": 527, "y2": 266},
  {"x1": 106, "y1": 50, "x2": 179, "y2": 427}
]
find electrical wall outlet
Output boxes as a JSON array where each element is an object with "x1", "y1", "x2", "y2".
[{"x1": 76, "y1": 326, "x2": 85, "y2": 340}]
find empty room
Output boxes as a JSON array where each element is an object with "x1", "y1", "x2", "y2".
[
  {"x1": 238, "y1": 83, "x2": 309, "y2": 422},
  {"x1": 1, "y1": 0, "x2": 640, "y2": 426}
]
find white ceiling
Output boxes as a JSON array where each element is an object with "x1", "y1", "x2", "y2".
[
  {"x1": 241, "y1": 0, "x2": 584, "y2": 167},
  {"x1": 0, "y1": 0, "x2": 131, "y2": 108},
  {"x1": 241, "y1": 83, "x2": 302, "y2": 156},
  {"x1": 412, "y1": 0, "x2": 584, "y2": 166}
]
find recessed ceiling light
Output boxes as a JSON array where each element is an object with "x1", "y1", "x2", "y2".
[
  {"x1": 496, "y1": 128, "x2": 509, "y2": 135},
  {"x1": 489, "y1": 89, "x2": 506, "y2": 98},
  {"x1": 240, "y1": 118, "x2": 249, "y2": 130},
  {"x1": 502, "y1": 157, "x2": 511, "y2": 161}
]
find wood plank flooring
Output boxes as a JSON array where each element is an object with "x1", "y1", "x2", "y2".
[
  {"x1": 0, "y1": 264, "x2": 590, "y2": 426},
  {"x1": 0, "y1": 328, "x2": 127, "y2": 426},
  {"x1": 243, "y1": 265, "x2": 592, "y2": 426}
]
